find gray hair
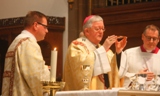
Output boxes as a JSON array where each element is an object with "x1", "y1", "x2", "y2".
[
  {"x1": 143, "y1": 24, "x2": 160, "y2": 36},
  {"x1": 82, "y1": 15, "x2": 103, "y2": 31}
]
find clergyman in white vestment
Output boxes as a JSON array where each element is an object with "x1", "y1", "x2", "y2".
[{"x1": 119, "y1": 24, "x2": 160, "y2": 87}]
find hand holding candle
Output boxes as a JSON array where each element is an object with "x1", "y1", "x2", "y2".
[{"x1": 50, "y1": 48, "x2": 58, "y2": 82}]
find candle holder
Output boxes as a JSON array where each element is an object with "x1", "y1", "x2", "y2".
[{"x1": 42, "y1": 81, "x2": 65, "y2": 96}]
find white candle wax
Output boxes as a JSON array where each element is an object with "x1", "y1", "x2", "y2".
[{"x1": 50, "y1": 48, "x2": 58, "y2": 82}]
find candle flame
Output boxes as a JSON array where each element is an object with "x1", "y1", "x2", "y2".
[{"x1": 54, "y1": 48, "x2": 57, "y2": 51}]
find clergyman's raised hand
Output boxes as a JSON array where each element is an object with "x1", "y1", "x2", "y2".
[
  {"x1": 103, "y1": 35, "x2": 117, "y2": 51},
  {"x1": 115, "y1": 36, "x2": 127, "y2": 54}
]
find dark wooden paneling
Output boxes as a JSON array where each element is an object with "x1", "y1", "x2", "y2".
[{"x1": 92, "y1": 1, "x2": 160, "y2": 52}]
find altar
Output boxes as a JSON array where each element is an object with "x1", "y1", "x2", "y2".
[
  {"x1": 56, "y1": 89, "x2": 118, "y2": 96},
  {"x1": 118, "y1": 90, "x2": 160, "y2": 96},
  {"x1": 55, "y1": 89, "x2": 160, "y2": 96}
]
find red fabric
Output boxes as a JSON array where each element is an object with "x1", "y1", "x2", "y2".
[
  {"x1": 140, "y1": 45, "x2": 159, "y2": 54},
  {"x1": 83, "y1": 15, "x2": 94, "y2": 25}
]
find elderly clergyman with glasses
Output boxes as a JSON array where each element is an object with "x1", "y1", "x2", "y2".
[
  {"x1": 119, "y1": 24, "x2": 160, "y2": 88},
  {"x1": 63, "y1": 15, "x2": 127, "y2": 90}
]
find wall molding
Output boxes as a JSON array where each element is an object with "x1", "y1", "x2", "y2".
[{"x1": 0, "y1": 16, "x2": 65, "y2": 30}]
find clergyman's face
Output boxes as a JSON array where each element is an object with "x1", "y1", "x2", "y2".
[
  {"x1": 85, "y1": 21, "x2": 105, "y2": 45},
  {"x1": 142, "y1": 29, "x2": 159, "y2": 50},
  {"x1": 36, "y1": 17, "x2": 48, "y2": 41}
]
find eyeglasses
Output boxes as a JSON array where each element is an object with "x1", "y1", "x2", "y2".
[
  {"x1": 92, "y1": 27, "x2": 105, "y2": 32},
  {"x1": 144, "y1": 34, "x2": 159, "y2": 41},
  {"x1": 37, "y1": 22, "x2": 48, "y2": 29}
]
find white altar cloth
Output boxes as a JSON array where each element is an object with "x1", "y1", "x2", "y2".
[{"x1": 56, "y1": 89, "x2": 119, "y2": 96}]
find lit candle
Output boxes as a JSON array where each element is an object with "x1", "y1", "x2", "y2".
[{"x1": 50, "y1": 48, "x2": 58, "y2": 82}]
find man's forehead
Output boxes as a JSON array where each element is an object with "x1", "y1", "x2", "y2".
[
  {"x1": 146, "y1": 29, "x2": 158, "y2": 33},
  {"x1": 92, "y1": 21, "x2": 104, "y2": 26},
  {"x1": 145, "y1": 30, "x2": 159, "y2": 36}
]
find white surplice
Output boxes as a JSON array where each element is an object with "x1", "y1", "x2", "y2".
[{"x1": 119, "y1": 46, "x2": 160, "y2": 87}]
